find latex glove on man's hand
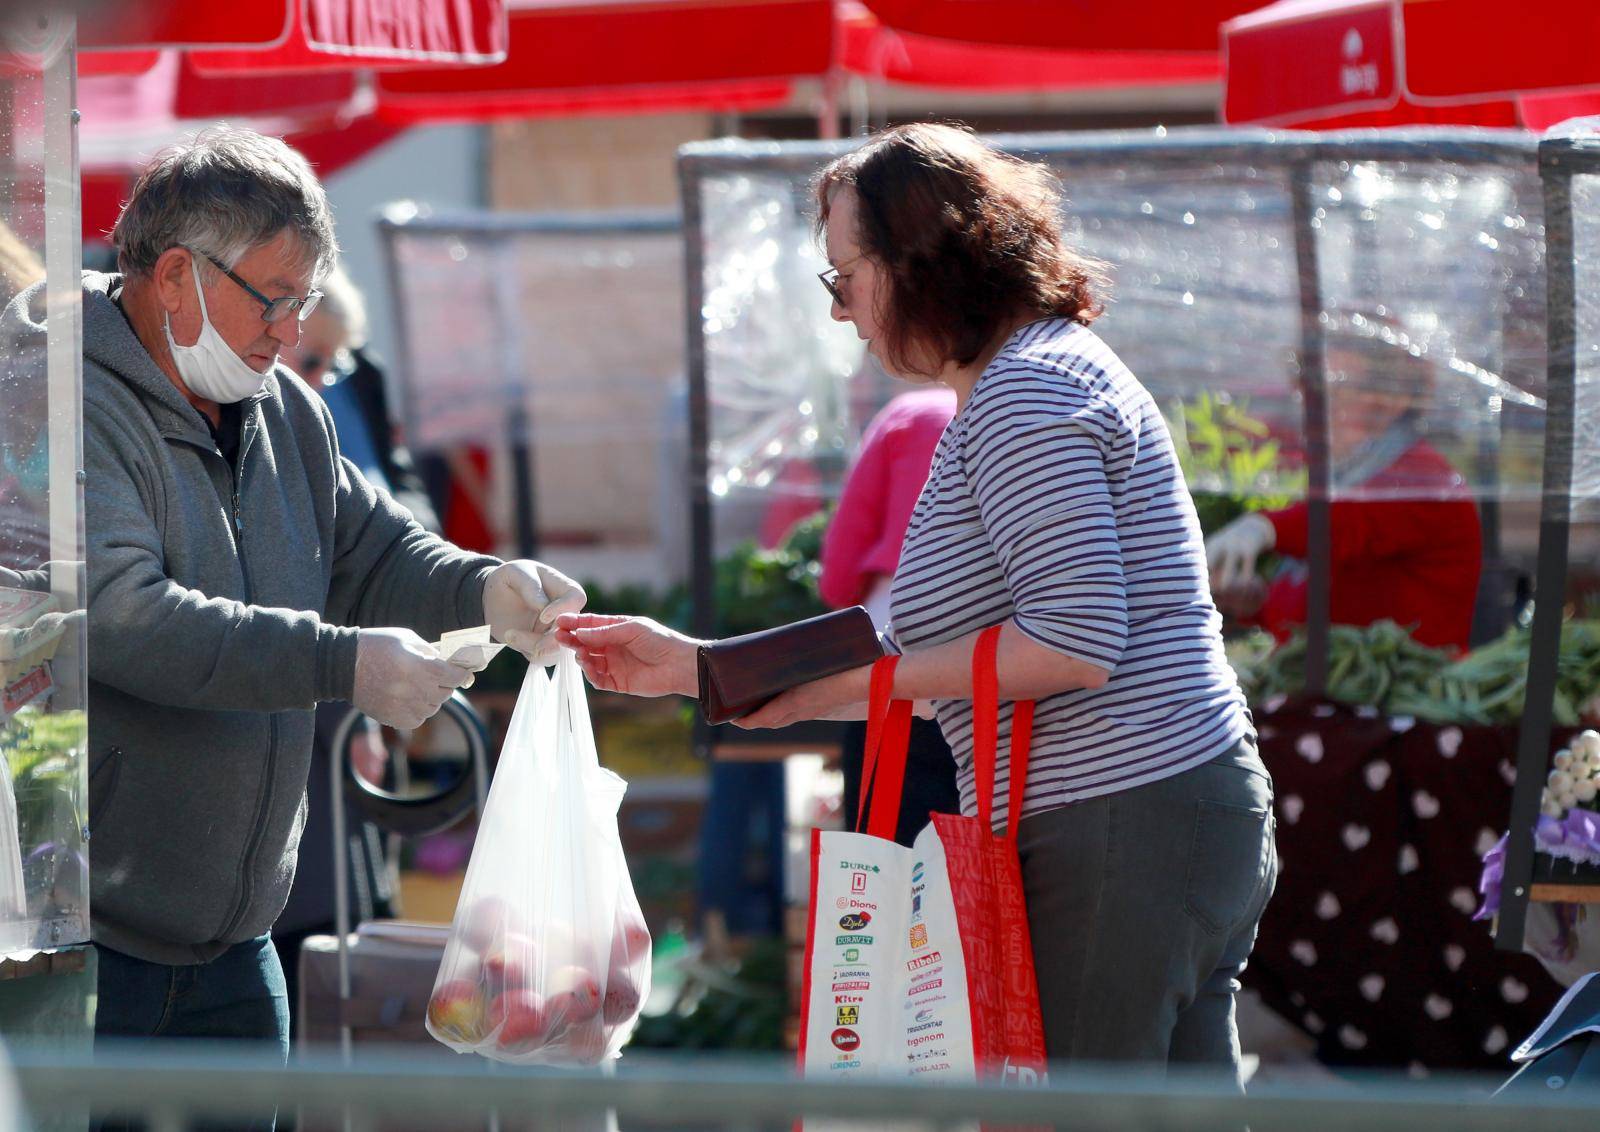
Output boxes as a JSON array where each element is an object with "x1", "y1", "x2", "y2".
[
  {"x1": 483, "y1": 560, "x2": 588, "y2": 663},
  {"x1": 353, "y1": 627, "x2": 476, "y2": 730},
  {"x1": 1205, "y1": 512, "x2": 1276, "y2": 598}
]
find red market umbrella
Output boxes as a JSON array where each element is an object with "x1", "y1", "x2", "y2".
[
  {"x1": 79, "y1": 1, "x2": 290, "y2": 51},
  {"x1": 80, "y1": 108, "x2": 407, "y2": 242},
  {"x1": 82, "y1": 0, "x2": 508, "y2": 71},
  {"x1": 837, "y1": 1, "x2": 1218, "y2": 90},
  {"x1": 190, "y1": 0, "x2": 508, "y2": 73},
  {"x1": 1222, "y1": 0, "x2": 1600, "y2": 129},
  {"x1": 80, "y1": 53, "x2": 163, "y2": 77},
  {"x1": 74, "y1": 2, "x2": 511, "y2": 236},
  {"x1": 860, "y1": 0, "x2": 1261, "y2": 52},
  {"x1": 78, "y1": 52, "x2": 360, "y2": 164},
  {"x1": 375, "y1": 0, "x2": 832, "y2": 123}
]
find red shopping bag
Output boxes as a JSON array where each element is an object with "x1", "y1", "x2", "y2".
[{"x1": 798, "y1": 626, "x2": 1048, "y2": 1089}]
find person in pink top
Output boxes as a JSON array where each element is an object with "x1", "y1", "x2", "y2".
[
  {"x1": 820, "y1": 388, "x2": 959, "y2": 845},
  {"x1": 821, "y1": 388, "x2": 958, "y2": 624}
]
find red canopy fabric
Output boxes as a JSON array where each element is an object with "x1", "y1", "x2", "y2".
[
  {"x1": 79, "y1": 1, "x2": 292, "y2": 51},
  {"x1": 80, "y1": 52, "x2": 163, "y2": 78},
  {"x1": 1401, "y1": 0, "x2": 1600, "y2": 101},
  {"x1": 375, "y1": 0, "x2": 832, "y2": 122},
  {"x1": 1223, "y1": 0, "x2": 1600, "y2": 127},
  {"x1": 861, "y1": 0, "x2": 1260, "y2": 52},
  {"x1": 82, "y1": 117, "x2": 406, "y2": 244},
  {"x1": 78, "y1": 53, "x2": 359, "y2": 161},
  {"x1": 838, "y1": 1, "x2": 1218, "y2": 90},
  {"x1": 190, "y1": 0, "x2": 508, "y2": 73},
  {"x1": 81, "y1": 0, "x2": 507, "y2": 71}
]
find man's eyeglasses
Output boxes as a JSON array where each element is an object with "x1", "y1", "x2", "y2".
[
  {"x1": 818, "y1": 253, "x2": 865, "y2": 306},
  {"x1": 195, "y1": 250, "x2": 323, "y2": 324}
]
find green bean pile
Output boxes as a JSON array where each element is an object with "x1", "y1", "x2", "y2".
[{"x1": 1227, "y1": 619, "x2": 1600, "y2": 727}]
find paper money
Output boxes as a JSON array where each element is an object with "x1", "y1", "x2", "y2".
[{"x1": 434, "y1": 624, "x2": 504, "y2": 670}]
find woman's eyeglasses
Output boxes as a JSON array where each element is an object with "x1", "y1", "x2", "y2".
[{"x1": 818, "y1": 253, "x2": 865, "y2": 306}]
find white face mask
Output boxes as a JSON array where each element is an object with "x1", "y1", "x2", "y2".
[{"x1": 163, "y1": 258, "x2": 271, "y2": 404}]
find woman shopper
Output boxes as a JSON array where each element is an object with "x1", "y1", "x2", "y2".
[{"x1": 558, "y1": 123, "x2": 1276, "y2": 1081}]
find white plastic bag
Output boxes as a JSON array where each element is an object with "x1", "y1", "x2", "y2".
[{"x1": 427, "y1": 652, "x2": 652, "y2": 1065}]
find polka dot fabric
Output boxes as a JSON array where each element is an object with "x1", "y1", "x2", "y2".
[{"x1": 1246, "y1": 697, "x2": 1568, "y2": 1070}]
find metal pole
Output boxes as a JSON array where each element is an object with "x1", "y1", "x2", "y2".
[
  {"x1": 492, "y1": 240, "x2": 538, "y2": 559},
  {"x1": 1290, "y1": 161, "x2": 1332, "y2": 697},
  {"x1": 1497, "y1": 147, "x2": 1578, "y2": 953},
  {"x1": 678, "y1": 155, "x2": 715, "y2": 760}
]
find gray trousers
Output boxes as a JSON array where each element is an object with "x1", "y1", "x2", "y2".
[{"x1": 1015, "y1": 736, "x2": 1277, "y2": 1086}]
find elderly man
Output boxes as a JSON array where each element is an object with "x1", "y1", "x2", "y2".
[{"x1": 7, "y1": 127, "x2": 583, "y2": 1063}]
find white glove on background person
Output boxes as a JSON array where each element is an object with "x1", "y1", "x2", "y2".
[
  {"x1": 1205, "y1": 512, "x2": 1277, "y2": 596},
  {"x1": 353, "y1": 627, "x2": 475, "y2": 730},
  {"x1": 483, "y1": 560, "x2": 588, "y2": 663}
]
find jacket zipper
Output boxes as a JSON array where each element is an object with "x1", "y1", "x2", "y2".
[{"x1": 214, "y1": 412, "x2": 278, "y2": 943}]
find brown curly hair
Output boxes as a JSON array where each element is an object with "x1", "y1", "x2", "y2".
[{"x1": 814, "y1": 123, "x2": 1108, "y2": 376}]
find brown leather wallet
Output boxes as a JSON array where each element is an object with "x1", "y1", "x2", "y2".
[{"x1": 697, "y1": 606, "x2": 883, "y2": 725}]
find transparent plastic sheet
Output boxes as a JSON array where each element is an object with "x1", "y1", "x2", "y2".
[
  {"x1": 381, "y1": 215, "x2": 685, "y2": 545},
  {"x1": 1309, "y1": 158, "x2": 1547, "y2": 506},
  {"x1": 699, "y1": 172, "x2": 865, "y2": 547},
  {"x1": 427, "y1": 653, "x2": 651, "y2": 1066},
  {"x1": 1570, "y1": 174, "x2": 1600, "y2": 520},
  {"x1": 0, "y1": 32, "x2": 90, "y2": 956},
  {"x1": 688, "y1": 133, "x2": 1548, "y2": 552}
]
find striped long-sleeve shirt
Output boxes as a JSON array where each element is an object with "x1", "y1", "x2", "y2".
[{"x1": 889, "y1": 318, "x2": 1251, "y2": 828}]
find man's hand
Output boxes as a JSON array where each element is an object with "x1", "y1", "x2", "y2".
[
  {"x1": 554, "y1": 614, "x2": 702, "y2": 698},
  {"x1": 483, "y1": 561, "x2": 587, "y2": 663},
  {"x1": 1205, "y1": 512, "x2": 1276, "y2": 598},
  {"x1": 353, "y1": 628, "x2": 474, "y2": 730}
]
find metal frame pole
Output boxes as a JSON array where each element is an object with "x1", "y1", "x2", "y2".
[
  {"x1": 678, "y1": 158, "x2": 715, "y2": 760},
  {"x1": 1290, "y1": 161, "x2": 1333, "y2": 698},
  {"x1": 1497, "y1": 143, "x2": 1579, "y2": 952}
]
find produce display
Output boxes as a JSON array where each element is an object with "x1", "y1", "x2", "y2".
[
  {"x1": 1540, "y1": 729, "x2": 1600, "y2": 818},
  {"x1": 1228, "y1": 618, "x2": 1600, "y2": 727}
]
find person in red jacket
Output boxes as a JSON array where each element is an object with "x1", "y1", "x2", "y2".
[{"x1": 1207, "y1": 316, "x2": 1482, "y2": 651}]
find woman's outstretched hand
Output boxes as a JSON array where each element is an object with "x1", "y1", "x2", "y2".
[{"x1": 554, "y1": 613, "x2": 703, "y2": 698}]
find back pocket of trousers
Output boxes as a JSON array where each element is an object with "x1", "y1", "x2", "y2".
[{"x1": 1183, "y1": 800, "x2": 1270, "y2": 935}]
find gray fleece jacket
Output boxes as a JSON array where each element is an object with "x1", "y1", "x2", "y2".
[{"x1": 24, "y1": 273, "x2": 500, "y2": 964}]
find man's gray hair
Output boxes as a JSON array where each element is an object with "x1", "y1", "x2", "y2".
[{"x1": 113, "y1": 126, "x2": 338, "y2": 283}]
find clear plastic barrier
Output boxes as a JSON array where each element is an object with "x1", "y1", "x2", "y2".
[
  {"x1": 686, "y1": 132, "x2": 1545, "y2": 560},
  {"x1": 0, "y1": 19, "x2": 89, "y2": 954}
]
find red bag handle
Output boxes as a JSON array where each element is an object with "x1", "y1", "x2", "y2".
[
  {"x1": 972, "y1": 625, "x2": 1035, "y2": 842},
  {"x1": 857, "y1": 654, "x2": 912, "y2": 840},
  {"x1": 858, "y1": 628, "x2": 1034, "y2": 841}
]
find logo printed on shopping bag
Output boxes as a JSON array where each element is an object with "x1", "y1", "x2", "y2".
[
  {"x1": 836, "y1": 1006, "x2": 859, "y2": 1026},
  {"x1": 915, "y1": 1008, "x2": 936, "y2": 1024},
  {"x1": 909, "y1": 923, "x2": 929, "y2": 949},
  {"x1": 832, "y1": 980, "x2": 870, "y2": 992},
  {"x1": 912, "y1": 861, "x2": 925, "y2": 884},
  {"x1": 907, "y1": 950, "x2": 942, "y2": 972},
  {"x1": 1002, "y1": 1057, "x2": 1042, "y2": 1086},
  {"x1": 842, "y1": 948, "x2": 860, "y2": 962},
  {"x1": 838, "y1": 912, "x2": 872, "y2": 930},
  {"x1": 832, "y1": 1028, "x2": 861, "y2": 1052},
  {"x1": 835, "y1": 934, "x2": 873, "y2": 946},
  {"x1": 836, "y1": 896, "x2": 878, "y2": 912},
  {"x1": 851, "y1": 872, "x2": 868, "y2": 894},
  {"x1": 835, "y1": 994, "x2": 864, "y2": 1005}
]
